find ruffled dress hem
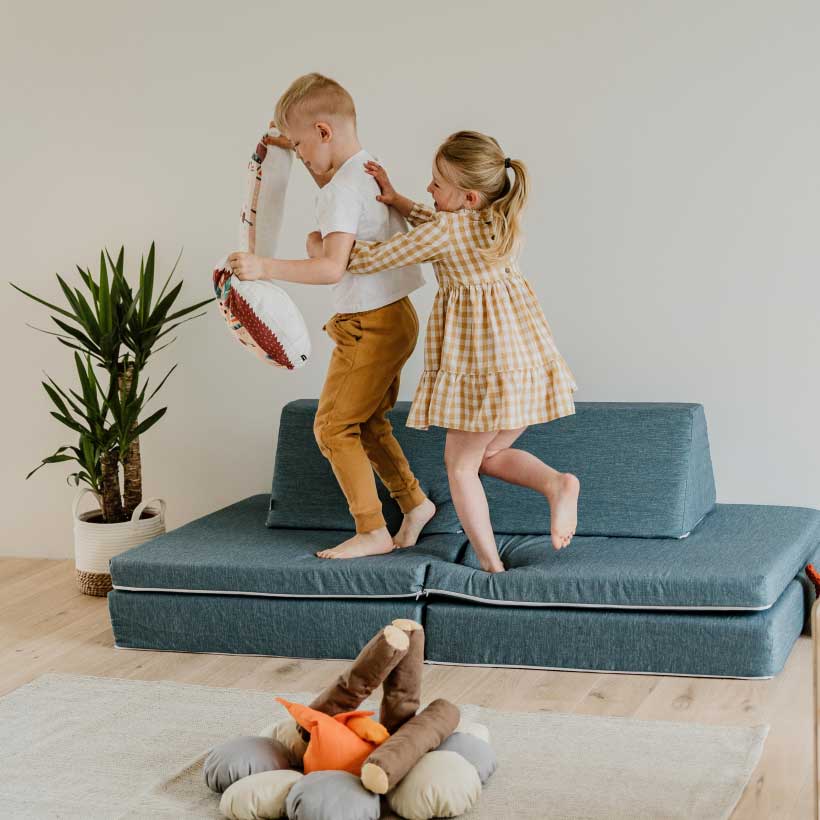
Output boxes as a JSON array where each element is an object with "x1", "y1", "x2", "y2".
[{"x1": 406, "y1": 357, "x2": 578, "y2": 433}]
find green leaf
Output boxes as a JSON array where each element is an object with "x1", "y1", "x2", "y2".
[
  {"x1": 9, "y1": 282, "x2": 76, "y2": 319},
  {"x1": 55, "y1": 274, "x2": 83, "y2": 318},
  {"x1": 98, "y1": 250, "x2": 111, "y2": 337},
  {"x1": 141, "y1": 241, "x2": 156, "y2": 326},
  {"x1": 133, "y1": 406, "x2": 167, "y2": 437},
  {"x1": 50, "y1": 411, "x2": 92, "y2": 438},
  {"x1": 152, "y1": 311, "x2": 209, "y2": 342},
  {"x1": 26, "y1": 323, "x2": 101, "y2": 359},
  {"x1": 153, "y1": 299, "x2": 214, "y2": 326},
  {"x1": 155, "y1": 246, "x2": 183, "y2": 303},
  {"x1": 44, "y1": 374, "x2": 87, "y2": 418},
  {"x1": 145, "y1": 363, "x2": 177, "y2": 404},
  {"x1": 70, "y1": 286, "x2": 101, "y2": 340},
  {"x1": 76, "y1": 265, "x2": 99, "y2": 300},
  {"x1": 26, "y1": 453, "x2": 75, "y2": 480},
  {"x1": 50, "y1": 316, "x2": 100, "y2": 353},
  {"x1": 55, "y1": 338, "x2": 103, "y2": 359},
  {"x1": 42, "y1": 381, "x2": 73, "y2": 418},
  {"x1": 149, "y1": 338, "x2": 177, "y2": 356},
  {"x1": 142, "y1": 281, "x2": 183, "y2": 334}
]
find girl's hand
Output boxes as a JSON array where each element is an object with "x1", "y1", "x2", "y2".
[
  {"x1": 306, "y1": 230, "x2": 324, "y2": 258},
  {"x1": 228, "y1": 252, "x2": 266, "y2": 281},
  {"x1": 364, "y1": 161, "x2": 397, "y2": 206}
]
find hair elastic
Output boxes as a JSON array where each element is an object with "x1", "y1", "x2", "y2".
[{"x1": 504, "y1": 157, "x2": 512, "y2": 168}]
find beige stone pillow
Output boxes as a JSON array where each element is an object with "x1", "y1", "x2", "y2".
[
  {"x1": 387, "y1": 750, "x2": 481, "y2": 820},
  {"x1": 258, "y1": 718, "x2": 308, "y2": 768},
  {"x1": 219, "y1": 769, "x2": 302, "y2": 819}
]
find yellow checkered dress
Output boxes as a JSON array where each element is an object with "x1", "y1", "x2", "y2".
[{"x1": 348, "y1": 201, "x2": 578, "y2": 432}]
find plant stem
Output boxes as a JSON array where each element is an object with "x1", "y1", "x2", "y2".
[
  {"x1": 100, "y1": 449, "x2": 125, "y2": 523},
  {"x1": 119, "y1": 363, "x2": 143, "y2": 518}
]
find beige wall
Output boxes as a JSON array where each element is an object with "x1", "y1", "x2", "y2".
[{"x1": 2, "y1": 1, "x2": 818, "y2": 558}]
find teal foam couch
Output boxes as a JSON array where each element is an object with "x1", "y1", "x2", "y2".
[{"x1": 108, "y1": 400, "x2": 820, "y2": 678}]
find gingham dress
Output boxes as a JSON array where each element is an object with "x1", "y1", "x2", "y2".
[{"x1": 348, "y1": 201, "x2": 578, "y2": 432}]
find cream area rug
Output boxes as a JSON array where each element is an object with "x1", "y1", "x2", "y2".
[{"x1": 0, "y1": 674, "x2": 767, "y2": 819}]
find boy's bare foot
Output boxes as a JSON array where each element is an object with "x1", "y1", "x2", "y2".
[
  {"x1": 316, "y1": 527, "x2": 395, "y2": 560},
  {"x1": 393, "y1": 498, "x2": 437, "y2": 548},
  {"x1": 545, "y1": 472, "x2": 580, "y2": 550}
]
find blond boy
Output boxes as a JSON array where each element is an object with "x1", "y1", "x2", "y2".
[{"x1": 229, "y1": 73, "x2": 435, "y2": 559}]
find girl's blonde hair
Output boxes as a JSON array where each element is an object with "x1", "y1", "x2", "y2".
[{"x1": 435, "y1": 130, "x2": 528, "y2": 263}]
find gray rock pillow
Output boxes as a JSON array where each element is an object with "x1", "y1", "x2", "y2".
[
  {"x1": 203, "y1": 735, "x2": 291, "y2": 793},
  {"x1": 437, "y1": 731, "x2": 498, "y2": 783},
  {"x1": 285, "y1": 770, "x2": 380, "y2": 820}
]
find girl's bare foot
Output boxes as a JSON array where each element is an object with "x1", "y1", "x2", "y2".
[
  {"x1": 316, "y1": 527, "x2": 395, "y2": 559},
  {"x1": 545, "y1": 472, "x2": 580, "y2": 550},
  {"x1": 393, "y1": 498, "x2": 437, "y2": 548},
  {"x1": 473, "y1": 547, "x2": 505, "y2": 573}
]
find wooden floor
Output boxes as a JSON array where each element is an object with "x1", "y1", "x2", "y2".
[{"x1": 0, "y1": 558, "x2": 813, "y2": 819}]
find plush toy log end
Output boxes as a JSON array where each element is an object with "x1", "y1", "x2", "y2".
[
  {"x1": 392, "y1": 619, "x2": 423, "y2": 632},
  {"x1": 384, "y1": 625, "x2": 410, "y2": 651},
  {"x1": 361, "y1": 762, "x2": 389, "y2": 794}
]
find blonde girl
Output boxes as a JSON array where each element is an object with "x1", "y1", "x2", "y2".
[{"x1": 342, "y1": 130, "x2": 580, "y2": 573}]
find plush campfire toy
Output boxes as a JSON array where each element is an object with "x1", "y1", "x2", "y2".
[{"x1": 205, "y1": 620, "x2": 497, "y2": 820}]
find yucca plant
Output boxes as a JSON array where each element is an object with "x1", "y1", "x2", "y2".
[{"x1": 12, "y1": 243, "x2": 212, "y2": 523}]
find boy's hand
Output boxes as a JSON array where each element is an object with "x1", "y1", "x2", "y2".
[
  {"x1": 364, "y1": 161, "x2": 397, "y2": 206},
  {"x1": 306, "y1": 231, "x2": 324, "y2": 258},
  {"x1": 263, "y1": 133, "x2": 293, "y2": 150},
  {"x1": 228, "y1": 252, "x2": 266, "y2": 281},
  {"x1": 263, "y1": 120, "x2": 293, "y2": 151}
]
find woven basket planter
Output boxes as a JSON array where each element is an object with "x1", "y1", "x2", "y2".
[{"x1": 72, "y1": 488, "x2": 166, "y2": 596}]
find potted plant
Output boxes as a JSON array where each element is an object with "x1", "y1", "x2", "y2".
[{"x1": 12, "y1": 243, "x2": 212, "y2": 595}]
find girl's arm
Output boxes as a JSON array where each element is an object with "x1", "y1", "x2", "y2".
[
  {"x1": 404, "y1": 201, "x2": 437, "y2": 227},
  {"x1": 363, "y1": 162, "x2": 436, "y2": 225},
  {"x1": 347, "y1": 215, "x2": 449, "y2": 276}
]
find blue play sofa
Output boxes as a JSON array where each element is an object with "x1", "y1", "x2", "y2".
[{"x1": 108, "y1": 399, "x2": 820, "y2": 678}]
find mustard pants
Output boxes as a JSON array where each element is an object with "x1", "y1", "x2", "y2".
[{"x1": 314, "y1": 296, "x2": 428, "y2": 533}]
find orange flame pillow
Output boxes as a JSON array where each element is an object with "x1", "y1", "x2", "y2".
[{"x1": 275, "y1": 698, "x2": 388, "y2": 775}]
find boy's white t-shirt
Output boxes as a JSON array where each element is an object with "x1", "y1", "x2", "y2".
[{"x1": 315, "y1": 148, "x2": 425, "y2": 314}]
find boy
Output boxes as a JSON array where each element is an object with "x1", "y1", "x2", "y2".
[{"x1": 229, "y1": 73, "x2": 436, "y2": 559}]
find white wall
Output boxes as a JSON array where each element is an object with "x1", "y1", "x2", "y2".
[{"x1": 2, "y1": 0, "x2": 818, "y2": 558}]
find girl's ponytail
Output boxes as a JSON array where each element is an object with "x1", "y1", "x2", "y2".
[
  {"x1": 484, "y1": 157, "x2": 528, "y2": 264},
  {"x1": 435, "y1": 131, "x2": 529, "y2": 264}
]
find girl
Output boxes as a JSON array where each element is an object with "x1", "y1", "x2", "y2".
[{"x1": 343, "y1": 130, "x2": 580, "y2": 573}]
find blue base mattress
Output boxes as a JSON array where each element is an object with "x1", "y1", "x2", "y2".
[
  {"x1": 109, "y1": 591, "x2": 425, "y2": 659},
  {"x1": 424, "y1": 580, "x2": 807, "y2": 679}
]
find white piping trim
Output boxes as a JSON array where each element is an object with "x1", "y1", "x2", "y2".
[
  {"x1": 112, "y1": 584, "x2": 422, "y2": 600},
  {"x1": 423, "y1": 659, "x2": 774, "y2": 680},
  {"x1": 422, "y1": 588, "x2": 773, "y2": 612},
  {"x1": 111, "y1": 583, "x2": 772, "y2": 612}
]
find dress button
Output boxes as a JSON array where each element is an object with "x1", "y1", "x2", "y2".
[{"x1": 505, "y1": 267, "x2": 510, "y2": 273}]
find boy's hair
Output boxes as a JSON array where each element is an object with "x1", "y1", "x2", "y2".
[
  {"x1": 274, "y1": 73, "x2": 357, "y2": 133},
  {"x1": 435, "y1": 130, "x2": 529, "y2": 263}
]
